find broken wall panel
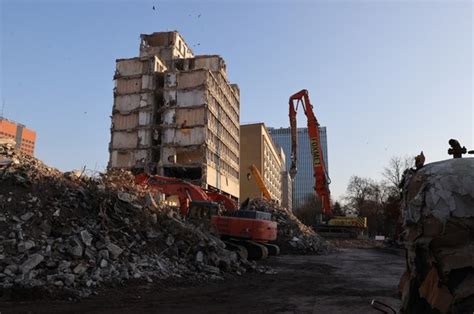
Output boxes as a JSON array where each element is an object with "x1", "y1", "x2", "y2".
[
  {"x1": 112, "y1": 113, "x2": 139, "y2": 130},
  {"x1": 162, "y1": 108, "x2": 206, "y2": 126},
  {"x1": 112, "y1": 132, "x2": 138, "y2": 149},
  {"x1": 162, "y1": 127, "x2": 206, "y2": 146},
  {"x1": 176, "y1": 89, "x2": 207, "y2": 107},
  {"x1": 174, "y1": 71, "x2": 208, "y2": 89},
  {"x1": 114, "y1": 95, "x2": 142, "y2": 112},
  {"x1": 116, "y1": 59, "x2": 144, "y2": 77},
  {"x1": 116, "y1": 78, "x2": 142, "y2": 94}
]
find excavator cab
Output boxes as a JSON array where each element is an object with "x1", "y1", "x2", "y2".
[{"x1": 187, "y1": 201, "x2": 221, "y2": 219}]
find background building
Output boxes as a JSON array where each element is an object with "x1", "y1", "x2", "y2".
[
  {"x1": 240, "y1": 123, "x2": 285, "y2": 203},
  {"x1": 109, "y1": 31, "x2": 240, "y2": 200},
  {"x1": 277, "y1": 146, "x2": 292, "y2": 211},
  {"x1": 268, "y1": 127, "x2": 328, "y2": 210},
  {"x1": 0, "y1": 118, "x2": 36, "y2": 156}
]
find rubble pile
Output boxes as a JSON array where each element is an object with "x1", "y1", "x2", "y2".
[
  {"x1": 399, "y1": 158, "x2": 474, "y2": 314},
  {"x1": 246, "y1": 199, "x2": 330, "y2": 254},
  {"x1": 0, "y1": 142, "x2": 259, "y2": 299}
]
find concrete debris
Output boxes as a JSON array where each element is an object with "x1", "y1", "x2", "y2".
[
  {"x1": 20, "y1": 254, "x2": 44, "y2": 274},
  {"x1": 246, "y1": 199, "x2": 331, "y2": 254},
  {"x1": 80, "y1": 230, "x2": 93, "y2": 247},
  {"x1": 0, "y1": 142, "x2": 263, "y2": 299},
  {"x1": 20, "y1": 212, "x2": 35, "y2": 221},
  {"x1": 105, "y1": 243, "x2": 123, "y2": 260},
  {"x1": 18, "y1": 240, "x2": 36, "y2": 252},
  {"x1": 399, "y1": 158, "x2": 474, "y2": 314}
]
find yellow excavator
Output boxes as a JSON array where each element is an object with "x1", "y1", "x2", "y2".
[{"x1": 247, "y1": 164, "x2": 272, "y2": 200}]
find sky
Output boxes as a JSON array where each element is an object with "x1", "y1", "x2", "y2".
[{"x1": 1, "y1": 0, "x2": 472, "y2": 201}]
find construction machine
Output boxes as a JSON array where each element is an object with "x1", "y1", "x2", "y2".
[
  {"x1": 289, "y1": 89, "x2": 367, "y2": 238},
  {"x1": 289, "y1": 89, "x2": 331, "y2": 215},
  {"x1": 247, "y1": 164, "x2": 272, "y2": 200},
  {"x1": 135, "y1": 173, "x2": 279, "y2": 259}
]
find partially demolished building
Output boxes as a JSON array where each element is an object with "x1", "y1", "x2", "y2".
[{"x1": 109, "y1": 32, "x2": 240, "y2": 199}]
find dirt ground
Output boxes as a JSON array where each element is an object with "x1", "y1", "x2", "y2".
[{"x1": 1, "y1": 248, "x2": 405, "y2": 314}]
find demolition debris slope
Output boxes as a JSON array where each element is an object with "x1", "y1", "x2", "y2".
[
  {"x1": 0, "y1": 141, "x2": 262, "y2": 299},
  {"x1": 399, "y1": 158, "x2": 474, "y2": 314},
  {"x1": 246, "y1": 198, "x2": 331, "y2": 254}
]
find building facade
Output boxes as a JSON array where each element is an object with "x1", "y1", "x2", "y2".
[
  {"x1": 109, "y1": 31, "x2": 240, "y2": 199},
  {"x1": 268, "y1": 127, "x2": 328, "y2": 210},
  {"x1": 0, "y1": 118, "x2": 36, "y2": 156},
  {"x1": 240, "y1": 123, "x2": 285, "y2": 203}
]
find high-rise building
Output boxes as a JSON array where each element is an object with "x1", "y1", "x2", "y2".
[
  {"x1": 0, "y1": 118, "x2": 36, "y2": 156},
  {"x1": 240, "y1": 123, "x2": 285, "y2": 203},
  {"x1": 268, "y1": 127, "x2": 328, "y2": 210},
  {"x1": 109, "y1": 31, "x2": 240, "y2": 199}
]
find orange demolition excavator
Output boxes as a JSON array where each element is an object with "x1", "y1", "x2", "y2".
[
  {"x1": 289, "y1": 89, "x2": 332, "y2": 215},
  {"x1": 135, "y1": 173, "x2": 279, "y2": 259}
]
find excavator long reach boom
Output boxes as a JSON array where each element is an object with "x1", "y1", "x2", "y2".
[
  {"x1": 289, "y1": 89, "x2": 331, "y2": 215},
  {"x1": 249, "y1": 164, "x2": 272, "y2": 200}
]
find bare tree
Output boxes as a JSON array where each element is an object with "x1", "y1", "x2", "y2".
[
  {"x1": 344, "y1": 175, "x2": 380, "y2": 212},
  {"x1": 382, "y1": 155, "x2": 414, "y2": 191}
]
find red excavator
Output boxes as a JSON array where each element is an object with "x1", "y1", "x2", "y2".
[
  {"x1": 135, "y1": 173, "x2": 279, "y2": 259},
  {"x1": 289, "y1": 89, "x2": 332, "y2": 215}
]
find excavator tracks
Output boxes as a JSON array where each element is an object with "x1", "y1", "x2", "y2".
[
  {"x1": 225, "y1": 240, "x2": 279, "y2": 260},
  {"x1": 263, "y1": 243, "x2": 280, "y2": 256}
]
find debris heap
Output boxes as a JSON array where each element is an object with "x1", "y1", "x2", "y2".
[
  {"x1": 399, "y1": 158, "x2": 474, "y2": 314},
  {"x1": 0, "y1": 141, "x2": 262, "y2": 299},
  {"x1": 246, "y1": 199, "x2": 330, "y2": 254}
]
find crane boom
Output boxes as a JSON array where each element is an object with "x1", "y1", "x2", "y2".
[{"x1": 289, "y1": 89, "x2": 331, "y2": 215}]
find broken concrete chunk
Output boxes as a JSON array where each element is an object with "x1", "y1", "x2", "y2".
[
  {"x1": 80, "y1": 230, "x2": 93, "y2": 247},
  {"x1": 58, "y1": 260, "x2": 72, "y2": 273},
  {"x1": 166, "y1": 235, "x2": 174, "y2": 246},
  {"x1": 418, "y1": 267, "x2": 454, "y2": 314},
  {"x1": 117, "y1": 192, "x2": 132, "y2": 203},
  {"x1": 20, "y1": 212, "x2": 34, "y2": 222},
  {"x1": 196, "y1": 251, "x2": 204, "y2": 263},
  {"x1": 17, "y1": 240, "x2": 35, "y2": 252},
  {"x1": 20, "y1": 254, "x2": 44, "y2": 274},
  {"x1": 73, "y1": 263, "x2": 88, "y2": 275},
  {"x1": 106, "y1": 243, "x2": 123, "y2": 259},
  {"x1": 70, "y1": 243, "x2": 84, "y2": 257},
  {"x1": 64, "y1": 273, "x2": 75, "y2": 286},
  {"x1": 98, "y1": 249, "x2": 109, "y2": 260},
  {"x1": 100, "y1": 259, "x2": 108, "y2": 268},
  {"x1": 4, "y1": 264, "x2": 18, "y2": 276}
]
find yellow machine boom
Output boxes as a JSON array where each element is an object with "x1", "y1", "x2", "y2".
[{"x1": 249, "y1": 164, "x2": 271, "y2": 200}]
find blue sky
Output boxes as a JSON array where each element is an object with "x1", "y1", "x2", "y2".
[{"x1": 1, "y1": 0, "x2": 472, "y2": 201}]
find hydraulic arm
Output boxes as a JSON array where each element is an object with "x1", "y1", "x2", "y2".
[{"x1": 289, "y1": 89, "x2": 331, "y2": 215}]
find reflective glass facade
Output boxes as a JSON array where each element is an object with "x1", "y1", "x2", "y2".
[{"x1": 268, "y1": 127, "x2": 328, "y2": 210}]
